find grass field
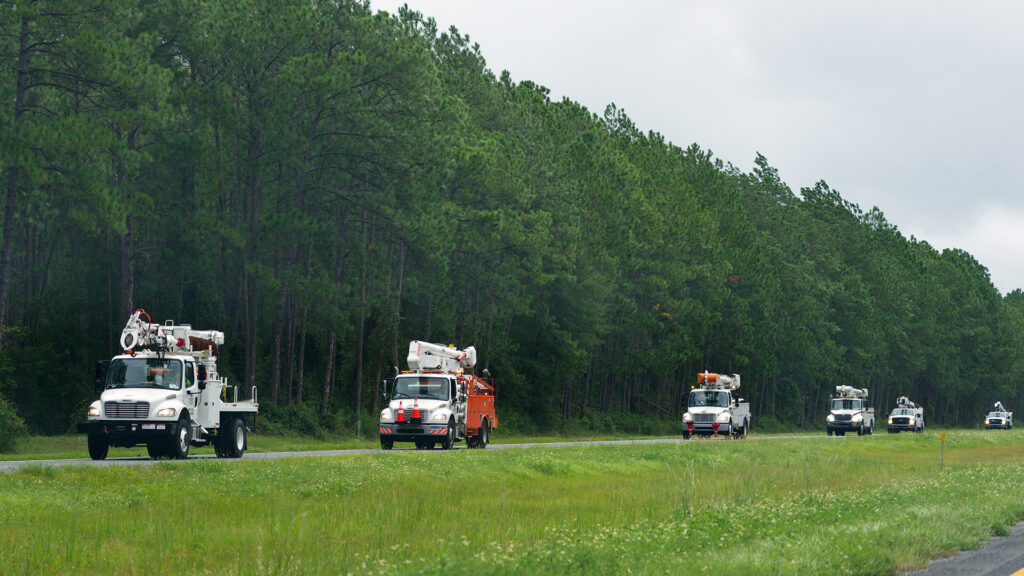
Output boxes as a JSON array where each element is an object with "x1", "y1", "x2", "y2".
[{"x1": 3, "y1": 430, "x2": 1024, "y2": 575}]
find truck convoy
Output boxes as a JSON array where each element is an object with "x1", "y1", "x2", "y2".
[
  {"x1": 985, "y1": 402, "x2": 1013, "y2": 429},
  {"x1": 682, "y1": 371, "x2": 750, "y2": 439},
  {"x1": 887, "y1": 396, "x2": 924, "y2": 433},
  {"x1": 378, "y1": 341, "x2": 496, "y2": 450},
  {"x1": 826, "y1": 386, "x2": 874, "y2": 436},
  {"x1": 77, "y1": 309, "x2": 258, "y2": 460}
]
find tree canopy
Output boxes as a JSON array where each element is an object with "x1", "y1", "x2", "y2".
[{"x1": 1, "y1": 0, "x2": 1020, "y2": 434}]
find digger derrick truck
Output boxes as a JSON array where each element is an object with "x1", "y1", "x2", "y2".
[
  {"x1": 77, "y1": 309, "x2": 258, "y2": 460},
  {"x1": 378, "y1": 341, "x2": 496, "y2": 450},
  {"x1": 826, "y1": 385, "x2": 874, "y2": 436},
  {"x1": 682, "y1": 372, "x2": 750, "y2": 439},
  {"x1": 887, "y1": 396, "x2": 924, "y2": 433}
]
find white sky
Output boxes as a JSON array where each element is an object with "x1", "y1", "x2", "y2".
[{"x1": 371, "y1": 0, "x2": 1024, "y2": 293}]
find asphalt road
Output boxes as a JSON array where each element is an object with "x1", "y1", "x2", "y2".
[
  {"x1": 903, "y1": 521, "x2": 1024, "y2": 576},
  {"x1": 0, "y1": 433, "x2": 828, "y2": 473}
]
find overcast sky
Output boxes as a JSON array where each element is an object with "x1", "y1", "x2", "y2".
[{"x1": 371, "y1": 0, "x2": 1024, "y2": 293}]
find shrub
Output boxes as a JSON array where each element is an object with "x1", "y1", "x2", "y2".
[{"x1": 0, "y1": 393, "x2": 28, "y2": 452}]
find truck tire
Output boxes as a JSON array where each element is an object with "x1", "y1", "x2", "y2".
[
  {"x1": 827, "y1": 429, "x2": 833, "y2": 437},
  {"x1": 440, "y1": 420, "x2": 455, "y2": 450},
  {"x1": 479, "y1": 420, "x2": 489, "y2": 448},
  {"x1": 380, "y1": 438, "x2": 394, "y2": 450},
  {"x1": 87, "y1": 433, "x2": 109, "y2": 461},
  {"x1": 169, "y1": 418, "x2": 191, "y2": 459},
  {"x1": 218, "y1": 417, "x2": 245, "y2": 458},
  {"x1": 147, "y1": 443, "x2": 168, "y2": 459}
]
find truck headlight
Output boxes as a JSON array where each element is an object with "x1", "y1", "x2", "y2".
[
  {"x1": 88, "y1": 406, "x2": 101, "y2": 417},
  {"x1": 380, "y1": 409, "x2": 394, "y2": 423},
  {"x1": 908, "y1": 418, "x2": 915, "y2": 425},
  {"x1": 717, "y1": 412, "x2": 731, "y2": 423},
  {"x1": 827, "y1": 414, "x2": 835, "y2": 422},
  {"x1": 432, "y1": 412, "x2": 449, "y2": 422},
  {"x1": 852, "y1": 414, "x2": 863, "y2": 423},
  {"x1": 683, "y1": 413, "x2": 693, "y2": 422},
  {"x1": 156, "y1": 407, "x2": 177, "y2": 417},
  {"x1": 888, "y1": 418, "x2": 893, "y2": 425}
]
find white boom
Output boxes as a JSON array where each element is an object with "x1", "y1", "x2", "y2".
[
  {"x1": 835, "y1": 385, "x2": 868, "y2": 399},
  {"x1": 697, "y1": 371, "x2": 741, "y2": 390},
  {"x1": 407, "y1": 341, "x2": 478, "y2": 373},
  {"x1": 896, "y1": 395, "x2": 917, "y2": 409},
  {"x1": 995, "y1": 401, "x2": 1008, "y2": 413},
  {"x1": 120, "y1": 309, "x2": 224, "y2": 356}
]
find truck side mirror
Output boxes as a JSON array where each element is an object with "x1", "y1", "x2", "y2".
[
  {"x1": 94, "y1": 361, "x2": 108, "y2": 393},
  {"x1": 197, "y1": 365, "x2": 207, "y2": 390}
]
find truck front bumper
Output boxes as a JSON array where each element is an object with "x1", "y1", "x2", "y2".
[
  {"x1": 77, "y1": 421, "x2": 176, "y2": 446},
  {"x1": 685, "y1": 422, "x2": 734, "y2": 436},
  {"x1": 378, "y1": 423, "x2": 450, "y2": 442},
  {"x1": 827, "y1": 422, "x2": 864, "y2": 433}
]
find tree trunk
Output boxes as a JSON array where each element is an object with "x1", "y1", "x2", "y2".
[
  {"x1": 354, "y1": 209, "x2": 368, "y2": 415},
  {"x1": 0, "y1": 17, "x2": 31, "y2": 355}
]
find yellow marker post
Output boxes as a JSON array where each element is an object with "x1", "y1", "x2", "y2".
[{"x1": 940, "y1": 433, "x2": 946, "y2": 470}]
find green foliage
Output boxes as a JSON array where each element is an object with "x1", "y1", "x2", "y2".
[{"x1": 0, "y1": 392, "x2": 28, "y2": 452}]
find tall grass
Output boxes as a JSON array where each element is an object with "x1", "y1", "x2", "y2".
[{"x1": 2, "y1": 431, "x2": 1023, "y2": 575}]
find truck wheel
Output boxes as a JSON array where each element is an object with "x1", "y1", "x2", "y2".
[
  {"x1": 380, "y1": 438, "x2": 394, "y2": 450},
  {"x1": 479, "y1": 420, "x2": 489, "y2": 448},
  {"x1": 441, "y1": 421, "x2": 455, "y2": 450},
  {"x1": 170, "y1": 418, "x2": 191, "y2": 460},
  {"x1": 220, "y1": 417, "x2": 245, "y2": 458},
  {"x1": 827, "y1": 429, "x2": 833, "y2": 436},
  {"x1": 147, "y1": 443, "x2": 168, "y2": 459},
  {"x1": 87, "y1": 433, "x2": 109, "y2": 461}
]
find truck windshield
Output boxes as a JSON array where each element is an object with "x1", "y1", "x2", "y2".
[
  {"x1": 106, "y1": 358, "x2": 184, "y2": 390},
  {"x1": 890, "y1": 409, "x2": 913, "y2": 416},
  {"x1": 831, "y1": 399, "x2": 861, "y2": 411},
  {"x1": 392, "y1": 377, "x2": 450, "y2": 401},
  {"x1": 689, "y1": 390, "x2": 730, "y2": 408},
  {"x1": 988, "y1": 412, "x2": 1006, "y2": 418}
]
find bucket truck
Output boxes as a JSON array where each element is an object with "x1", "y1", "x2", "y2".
[
  {"x1": 378, "y1": 341, "x2": 497, "y2": 450},
  {"x1": 826, "y1": 385, "x2": 874, "y2": 436},
  {"x1": 682, "y1": 372, "x2": 750, "y2": 439}
]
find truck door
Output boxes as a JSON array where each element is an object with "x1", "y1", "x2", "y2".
[{"x1": 453, "y1": 379, "x2": 467, "y2": 427}]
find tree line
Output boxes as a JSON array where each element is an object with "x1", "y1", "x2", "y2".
[{"x1": 1, "y1": 0, "x2": 1021, "y2": 436}]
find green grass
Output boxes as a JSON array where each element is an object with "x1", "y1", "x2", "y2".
[{"x1": 3, "y1": 430, "x2": 1024, "y2": 575}]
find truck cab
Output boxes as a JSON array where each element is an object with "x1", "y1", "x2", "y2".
[{"x1": 682, "y1": 372, "x2": 750, "y2": 439}]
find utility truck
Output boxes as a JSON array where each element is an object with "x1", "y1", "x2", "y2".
[
  {"x1": 985, "y1": 402, "x2": 1013, "y2": 429},
  {"x1": 682, "y1": 372, "x2": 750, "y2": 439},
  {"x1": 77, "y1": 309, "x2": 258, "y2": 460},
  {"x1": 378, "y1": 341, "x2": 496, "y2": 450},
  {"x1": 826, "y1": 385, "x2": 874, "y2": 436},
  {"x1": 887, "y1": 396, "x2": 924, "y2": 433}
]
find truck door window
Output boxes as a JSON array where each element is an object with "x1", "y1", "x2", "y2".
[{"x1": 185, "y1": 362, "x2": 194, "y2": 388}]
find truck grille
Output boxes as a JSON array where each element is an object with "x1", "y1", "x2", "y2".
[
  {"x1": 892, "y1": 417, "x2": 910, "y2": 425},
  {"x1": 835, "y1": 414, "x2": 851, "y2": 422},
  {"x1": 104, "y1": 401, "x2": 149, "y2": 419},
  {"x1": 693, "y1": 413, "x2": 715, "y2": 424}
]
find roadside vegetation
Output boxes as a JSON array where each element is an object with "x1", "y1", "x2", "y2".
[{"x1": 3, "y1": 431, "x2": 1024, "y2": 575}]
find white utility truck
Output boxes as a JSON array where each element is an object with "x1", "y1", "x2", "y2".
[
  {"x1": 682, "y1": 371, "x2": 750, "y2": 439},
  {"x1": 378, "y1": 341, "x2": 496, "y2": 450},
  {"x1": 77, "y1": 309, "x2": 258, "y2": 460},
  {"x1": 985, "y1": 402, "x2": 1013, "y2": 429},
  {"x1": 826, "y1": 385, "x2": 874, "y2": 436},
  {"x1": 887, "y1": 396, "x2": 924, "y2": 433}
]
